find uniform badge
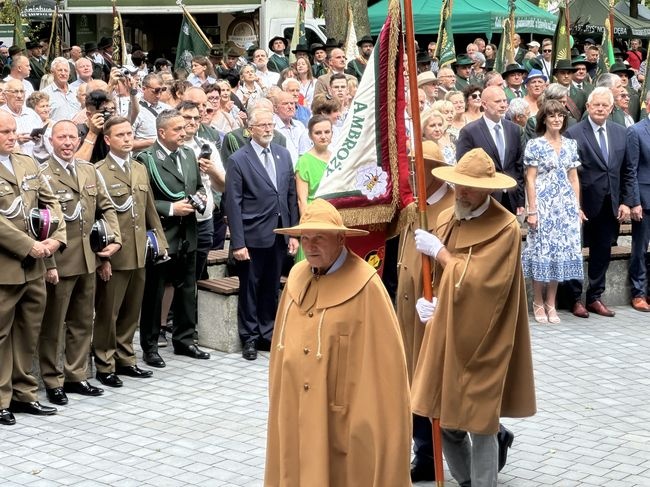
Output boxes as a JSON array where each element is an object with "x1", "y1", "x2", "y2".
[
  {"x1": 156, "y1": 150, "x2": 165, "y2": 160},
  {"x1": 85, "y1": 184, "x2": 96, "y2": 189},
  {"x1": 109, "y1": 164, "x2": 116, "y2": 169}
]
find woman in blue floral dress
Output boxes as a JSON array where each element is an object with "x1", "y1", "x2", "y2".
[{"x1": 522, "y1": 100, "x2": 584, "y2": 324}]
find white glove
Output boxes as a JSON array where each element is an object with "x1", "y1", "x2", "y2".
[
  {"x1": 414, "y1": 228, "x2": 445, "y2": 258},
  {"x1": 416, "y1": 297, "x2": 438, "y2": 324}
]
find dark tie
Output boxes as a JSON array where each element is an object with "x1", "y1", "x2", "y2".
[
  {"x1": 262, "y1": 148, "x2": 277, "y2": 189},
  {"x1": 123, "y1": 159, "x2": 130, "y2": 176},
  {"x1": 67, "y1": 163, "x2": 76, "y2": 179},
  {"x1": 172, "y1": 151, "x2": 182, "y2": 175},
  {"x1": 515, "y1": 89, "x2": 522, "y2": 98},
  {"x1": 494, "y1": 124, "x2": 505, "y2": 163},
  {"x1": 598, "y1": 127, "x2": 608, "y2": 163},
  {"x1": 577, "y1": 83, "x2": 583, "y2": 90}
]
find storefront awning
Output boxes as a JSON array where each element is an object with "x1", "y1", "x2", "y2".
[{"x1": 61, "y1": 0, "x2": 260, "y2": 14}]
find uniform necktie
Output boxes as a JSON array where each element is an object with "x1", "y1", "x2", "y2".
[
  {"x1": 598, "y1": 127, "x2": 608, "y2": 163},
  {"x1": 67, "y1": 163, "x2": 76, "y2": 179},
  {"x1": 123, "y1": 159, "x2": 130, "y2": 175},
  {"x1": 577, "y1": 82, "x2": 583, "y2": 90},
  {"x1": 515, "y1": 89, "x2": 522, "y2": 98},
  {"x1": 262, "y1": 148, "x2": 277, "y2": 189},
  {"x1": 172, "y1": 150, "x2": 183, "y2": 175},
  {"x1": 494, "y1": 124, "x2": 505, "y2": 163}
]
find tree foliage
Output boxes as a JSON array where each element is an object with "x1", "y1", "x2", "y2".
[{"x1": 322, "y1": 0, "x2": 370, "y2": 44}]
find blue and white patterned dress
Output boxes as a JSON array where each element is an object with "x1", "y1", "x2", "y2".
[{"x1": 521, "y1": 136, "x2": 584, "y2": 282}]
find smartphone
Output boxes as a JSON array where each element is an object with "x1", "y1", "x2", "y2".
[{"x1": 199, "y1": 143, "x2": 212, "y2": 160}]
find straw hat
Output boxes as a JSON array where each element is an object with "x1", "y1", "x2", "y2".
[
  {"x1": 417, "y1": 71, "x2": 438, "y2": 87},
  {"x1": 432, "y1": 148, "x2": 516, "y2": 189},
  {"x1": 274, "y1": 199, "x2": 369, "y2": 237}
]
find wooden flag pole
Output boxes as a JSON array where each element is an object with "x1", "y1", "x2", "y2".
[{"x1": 402, "y1": 0, "x2": 445, "y2": 483}]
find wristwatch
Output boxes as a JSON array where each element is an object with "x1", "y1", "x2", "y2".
[{"x1": 129, "y1": 88, "x2": 138, "y2": 96}]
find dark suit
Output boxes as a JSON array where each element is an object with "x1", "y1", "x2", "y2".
[
  {"x1": 626, "y1": 119, "x2": 649, "y2": 298},
  {"x1": 565, "y1": 118, "x2": 635, "y2": 303},
  {"x1": 224, "y1": 141, "x2": 298, "y2": 346},
  {"x1": 137, "y1": 141, "x2": 204, "y2": 354},
  {"x1": 456, "y1": 117, "x2": 525, "y2": 211}
]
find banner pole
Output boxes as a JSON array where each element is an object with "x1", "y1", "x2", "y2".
[{"x1": 401, "y1": 0, "x2": 444, "y2": 484}]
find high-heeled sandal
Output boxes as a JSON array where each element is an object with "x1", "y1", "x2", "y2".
[
  {"x1": 532, "y1": 302, "x2": 548, "y2": 323},
  {"x1": 544, "y1": 304, "x2": 561, "y2": 324}
]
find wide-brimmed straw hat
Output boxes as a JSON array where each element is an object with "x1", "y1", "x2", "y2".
[
  {"x1": 432, "y1": 148, "x2": 516, "y2": 189},
  {"x1": 274, "y1": 199, "x2": 369, "y2": 237}
]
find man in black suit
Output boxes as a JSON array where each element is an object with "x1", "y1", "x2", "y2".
[
  {"x1": 565, "y1": 87, "x2": 636, "y2": 318},
  {"x1": 625, "y1": 92, "x2": 650, "y2": 312},
  {"x1": 456, "y1": 85, "x2": 525, "y2": 215},
  {"x1": 225, "y1": 108, "x2": 299, "y2": 360},
  {"x1": 137, "y1": 109, "x2": 211, "y2": 367}
]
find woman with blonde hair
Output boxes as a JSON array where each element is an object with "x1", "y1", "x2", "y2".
[
  {"x1": 421, "y1": 108, "x2": 455, "y2": 165},
  {"x1": 430, "y1": 99, "x2": 455, "y2": 139},
  {"x1": 215, "y1": 79, "x2": 243, "y2": 131},
  {"x1": 445, "y1": 90, "x2": 467, "y2": 138},
  {"x1": 187, "y1": 56, "x2": 216, "y2": 87}
]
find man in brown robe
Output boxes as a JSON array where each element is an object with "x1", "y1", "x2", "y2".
[
  {"x1": 396, "y1": 141, "x2": 454, "y2": 482},
  {"x1": 411, "y1": 148, "x2": 536, "y2": 487},
  {"x1": 265, "y1": 199, "x2": 411, "y2": 486}
]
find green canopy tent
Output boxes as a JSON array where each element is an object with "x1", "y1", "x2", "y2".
[
  {"x1": 569, "y1": 0, "x2": 650, "y2": 38},
  {"x1": 368, "y1": 0, "x2": 557, "y2": 38}
]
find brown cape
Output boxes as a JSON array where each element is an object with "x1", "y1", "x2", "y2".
[
  {"x1": 411, "y1": 198, "x2": 536, "y2": 435},
  {"x1": 265, "y1": 251, "x2": 411, "y2": 486}
]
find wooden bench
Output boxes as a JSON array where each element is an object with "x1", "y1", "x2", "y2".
[{"x1": 206, "y1": 249, "x2": 230, "y2": 279}]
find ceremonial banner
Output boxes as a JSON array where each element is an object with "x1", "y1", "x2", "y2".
[
  {"x1": 289, "y1": 0, "x2": 307, "y2": 64},
  {"x1": 344, "y1": 5, "x2": 359, "y2": 62},
  {"x1": 596, "y1": 15, "x2": 615, "y2": 79},
  {"x1": 494, "y1": 1, "x2": 515, "y2": 73},
  {"x1": 551, "y1": 4, "x2": 571, "y2": 73},
  {"x1": 12, "y1": 1, "x2": 25, "y2": 51},
  {"x1": 435, "y1": 0, "x2": 456, "y2": 67},
  {"x1": 112, "y1": 0, "x2": 127, "y2": 66},
  {"x1": 175, "y1": 4, "x2": 211, "y2": 72},
  {"x1": 315, "y1": 0, "x2": 411, "y2": 225}
]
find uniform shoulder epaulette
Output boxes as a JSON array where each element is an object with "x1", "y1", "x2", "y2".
[
  {"x1": 131, "y1": 158, "x2": 145, "y2": 167},
  {"x1": 76, "y1": 159, "x2": 92, "y2": 166},
  {"x1": 39, "y1": 161, "x2": 50, "y2": 169}
]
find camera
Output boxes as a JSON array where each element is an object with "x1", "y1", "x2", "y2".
[
  {"x1": 199, "y1": 143, "x2": 212, "y2": 160},
  {"x1": 186, "y1": 193, "x2": 207, "y2": 214},
  {"x1": 101, "y1": 109, "x2": 113, "y2": 121},
  {"x1": 118, "y1": 67, "x2": 132, "y2": 77}
]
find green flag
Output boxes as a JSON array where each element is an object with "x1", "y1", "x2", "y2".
[
  {"x1": 12, "y1": 0, "x2": 25, "y2": 51},
  {"x1": 289, "y1": 0, "x2": 307, "y2": 64},
  {"x1": 596, "y1": 17, "x2": 615, "y2": 80},
  {"x1": 175, "y1": 8, "x2": 211, "y2": 73},
  {"x1": 112, "y1": 0, "x2": 127, "y2": 66},
  {"x1": 494, "y1": 18, "x2": 514, "y2": 74},
  {"x1": 434, "y1": 0, "x2": 455, "y2": 67},
  {"x1": 44, "y1": 3, "x2": 61, "y2": 69},
  {"x1": 551, "y1": 6, "x2": 571, "y2": 75}
]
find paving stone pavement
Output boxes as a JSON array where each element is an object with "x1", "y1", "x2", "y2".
[{"x1": 1, "y1": 306, "x2": 650, "y2": 486}]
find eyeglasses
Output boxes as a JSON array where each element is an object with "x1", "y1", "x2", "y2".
[
  {"x1": 542, "y1": 49, "x2": 552, "y2": 53},
  {"x1": 207, "y1": 95, "x2": 221, "y2": 101},
  {"x1": 148, "y1": 87, "x2": 168, "y2": 94},
  {"x1": 470, "y1": 92, "x2": 481, "y2": 99},
  {"x1": 182, "y1": 115, "x2": 201, "y2": 121},
  {"x1": 5, "y1": 89, "x2": 24, "y2": 94},
  {"x1": 206, "y1": 108, "x2": 215, "y2": 114},
  {"x1": 251, "y1": 123, "x2": 275, "y2": 129}
]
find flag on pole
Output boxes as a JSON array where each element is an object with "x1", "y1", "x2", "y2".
[
  {"x1": 175, "y1": 1, "x2": 211, "y2": 73},
  {"x1": 343, "y1": 5, "x2": 359, "y2": 64},
  {"x1": 639, "y1": 55, "x2": 649, "y2": 117},
  {"x1": 596, "y1": 16, "x2": 615, "y2": 79},
  {"x1": 289, "y1": 0, "x2": 307, "y2": 64},
  {"x1": 551, "y1": 4, "x2": 571, "y2": 74},
  {"x1": 494, "y1": 0, "x2": 515, "y2": 73},
  {"x1": 12, "y1": 0, "x2": 25, "y2": 51},
  {"x1": 44, "y1": 2, "x2": 62, "y2": 68},
  {"x1": 314, "y1": 0, "x2": 412, "y2": 274},
  {"x1": 112, "y1": 0, "x2": 127, "y2": 66},
  {"x1": 434, "y1": 0, "x2": 456, "y2": 67}
]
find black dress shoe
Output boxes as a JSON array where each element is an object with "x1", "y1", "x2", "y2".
[
  {"x1": 257, "y1": 340, "x2": 272, "y2": 352},
  {"x1": 45, "y1": 387, "x2": 69, "y2": 405},
  {"x1": 63, "y1": 380, "x2": 104, "y2": 396},
  {"x1": 497, "y1": 424, "x2": 515, "y2": 472},
  {"x1": 143, "y1": 351, "x2": 166, "y2": 368},
  {"x1": 116, "y1": 365, "x2": 153, "y2": 378},
  {"x1": 410, "y1": 461, "x2": 435, "y2": 482},
  {"x1": 96, "y1": 372, "x2": 123, "y2": 388},
  {"x1": 0, "y1": 409, "x2": 16, "y2": 425},
  {"x1": 242, "y1": 340, "x2": 257, "y2": 361},
  {"x1": 9, "y1": 400, "x2": 57, "y2": 416},
  {"x1": 173, "y1": 344, "x2": 210, "y2": 360}
]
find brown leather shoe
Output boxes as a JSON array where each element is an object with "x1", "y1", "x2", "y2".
[
  {"x1": 586, "y1": 300, "x2": 616, "y2": 317},
  {"x1": 572, "y1": 301, "x2": 589, "y2": 318},
  {"x1": 631, "y1": 297, "x2": 650, "y2": 312}
]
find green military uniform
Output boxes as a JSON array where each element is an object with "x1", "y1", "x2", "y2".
[
  {"x1": 346, "y1": 57, "x2": 368, "y2": 82},
  {"x1": 454, "y1": 75, "x2": 470, "y2": 91},
  {"x1": 28, "y1": 56, "x2": 45, "y2": 90},
  {"x1": 627, "y1": 85, "x2": 641, "y2": 123},
  {"x1": 0, "y1": 153, "x2": 66, "y2": 409},
  {"x1": 504, "y1": 86, "x2": 528, "y2": 101},
  {"x1": 267, "y1": 53, "x2": 289, "y2": 74},
  {"x1": 312, "y1": 63, "x2": 328, "y2": 78},
  {"x1": 136, "y1": 142, "x2": 204, "y2": 355},
  {"x1": 567, "y1": 84, "x2": 588, "y2": 119},
  {"x1": 198, "y1": 123, "x2": 222, "y2": 151},
  {"x1": 93, "y1": 154, "x2": 168, "y2": 373},
  {"x1": 38, "y1": 157, "x2": 121, "y2": 389}
]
